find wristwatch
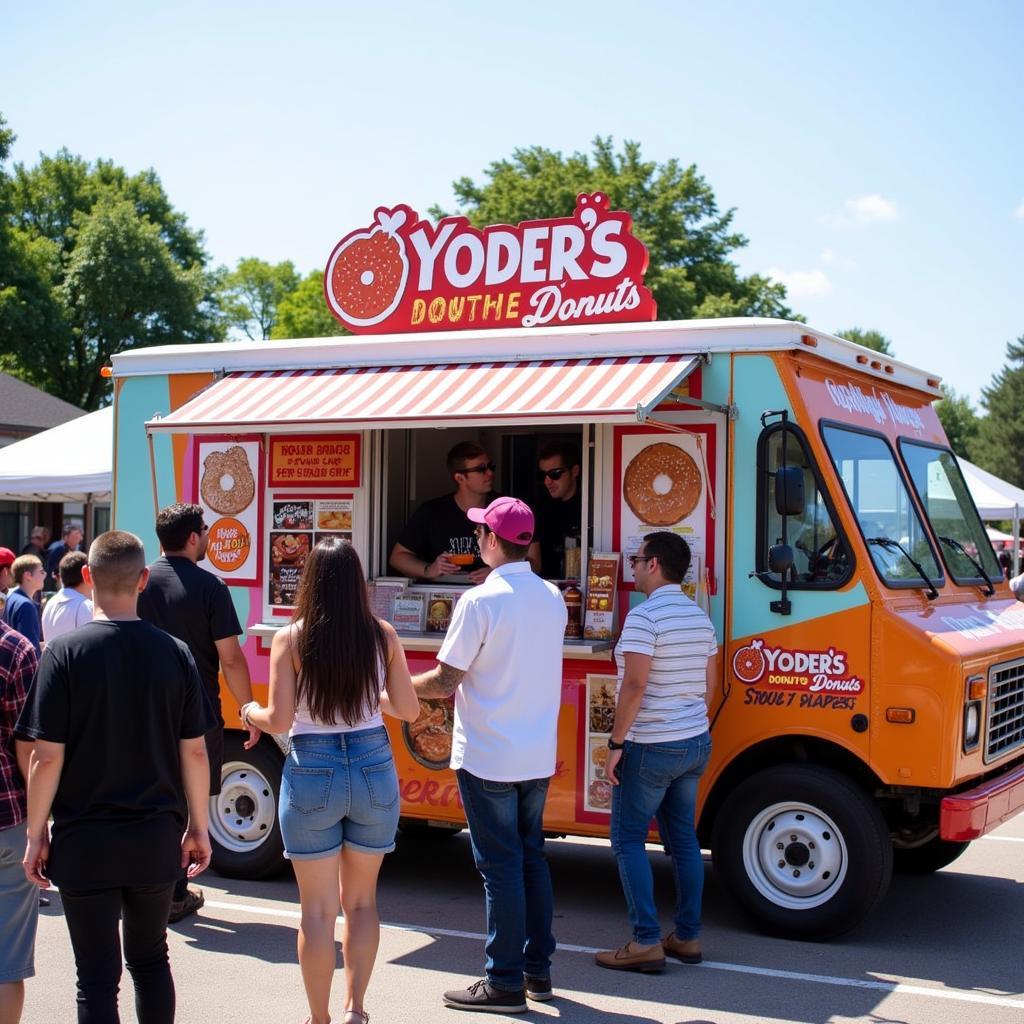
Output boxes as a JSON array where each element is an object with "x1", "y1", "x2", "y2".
[{"x1": 607, "y1": 738, "x2": 625, "y2": 750}]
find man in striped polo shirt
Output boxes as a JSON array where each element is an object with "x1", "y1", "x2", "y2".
[{"x1": 596, "y1": 531, "x2": 717, "y2": 973}]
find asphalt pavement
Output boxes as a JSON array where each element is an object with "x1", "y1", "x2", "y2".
[{"x1": 23, "y1": 815, "x2": 1024, "y2": 1024}]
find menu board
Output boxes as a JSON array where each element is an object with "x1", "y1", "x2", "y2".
[
  {"x1": 584, "y1": 674, "x2": 617, "y2": 813},
  {"x1": 268, "y1": 434, "x2": 360, "y2": 487},
  {"x1": 392, "y1": 593, "x2": 426, "y2": 633},
  {"x1": 619, "y1": 433, "x2": 707, "y2": 584},
  {"x1": 425, "y1": 590, "x2": 461, "y2": 632},
  {"x1": 197, "y1": 439, "x2": 261, "y2": 585},
  {"x1": 584, "y1": 552, "x2": 620, "y2": 640},
  {"x1": 267, "y1": 494, "x2": 355, "y2": 610}
]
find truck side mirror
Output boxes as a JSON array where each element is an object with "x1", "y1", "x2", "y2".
[
  {"x1": 775, "y1": 466, "x2": 805, "y2": 517},
  {"x1": 768, "y1": 543, "x2": 795, "y2": 575}
]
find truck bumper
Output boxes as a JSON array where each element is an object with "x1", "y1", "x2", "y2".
[{"x1": 940, "y1": 759, "x2": 1024, "y2": 841}]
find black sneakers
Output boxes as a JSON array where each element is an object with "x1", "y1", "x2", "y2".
[
  {"x1": 443, "y1": 979, "x2": 528, "y2": 1014},
  {"x1": 524, "y1": 975, "x2": 553, "y2": 1001},
  {"x1": 167, "y1": 887, "x2": 204, "y2": 923}
]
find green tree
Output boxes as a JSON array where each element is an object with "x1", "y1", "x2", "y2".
[
  {"x1": 219, "y1": 257, "x2": 300, "y2": 340},
  {"x1": 973, "y1": 335, "x2": 1024, "y2": 487},
  {"x1": 432, "y1": 137, "x2": 796, "y2": 321},
  {"x1": 934, "y1": 385, "x2": 979, "y2": 459},
  {"x1": 0, "y1": 126, "x2": 219, "y2": 408},
  {"x1": 271, "y1": 271, "x2": 348, "y2": 339},
  {"x1": 836, "y1": 327, "x2": 893, "y2": 354}
]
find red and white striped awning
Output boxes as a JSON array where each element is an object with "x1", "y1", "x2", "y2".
[{"x1": 147, "y1": 354, "x2": 702, "y2": 434}]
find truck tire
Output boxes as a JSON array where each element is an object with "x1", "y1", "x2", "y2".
[
  {"x1": 893, "y1": 836, "x2": 970, "y2": 874},
  {"x1": 711, "y1": 764, "x2": 892, "y2": 940},
  {"x1": 209, "y1": 733, "x2": 286, "y2": 880}
]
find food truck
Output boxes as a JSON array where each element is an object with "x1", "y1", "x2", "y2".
[{"x1": 110, "y1": 197, "x2": 1024, "y2": 939}]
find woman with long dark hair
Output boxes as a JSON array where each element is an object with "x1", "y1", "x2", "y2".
[{"x1": 243, "y1": 538, "x2": 419, "y2": 1024}]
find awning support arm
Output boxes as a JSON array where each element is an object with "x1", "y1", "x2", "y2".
[{"x1": 657, "y1": 393, "x2": 738, "y2": 419}]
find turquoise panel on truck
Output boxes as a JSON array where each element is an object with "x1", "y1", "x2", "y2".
[
  {"x1": 114, "y1": 375, "x2": 175, "y2": 562},
  {"x1": 729, "y1": 354, "x2": 868, "y2": 641}
]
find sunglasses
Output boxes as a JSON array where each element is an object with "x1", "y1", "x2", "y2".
[
  {"x1": 538, "y1": 467, "x2": 569, "y2": 481},
  {"x1": 461, "y1": 461, "x2": 496, "y2": 475},
  {"x1": 628, "y1": 554, "x2": 653, "y2": 567}
]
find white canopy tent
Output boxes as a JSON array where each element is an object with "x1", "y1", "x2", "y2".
[
  {"x1": 959, "y1": 457, "x2": 1024, "y2": 573},
  {"x1": 0, "y1": 406, "x2": 112, "y2": 501}
]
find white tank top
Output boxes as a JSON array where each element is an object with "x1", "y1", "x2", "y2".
[{"x1": 291, "y1": 655, "x2": 386, "y2": 736}]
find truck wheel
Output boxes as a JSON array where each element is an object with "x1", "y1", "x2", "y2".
[
  {"x1": 711, "y1": 764, "x2": 892, "y2": 940},
  {"x1": 209, "y1": 733, "x2": 285, "y2": 880},
  {"x1": 893, "y1": 836, "x2": 970, "y2": 874}
]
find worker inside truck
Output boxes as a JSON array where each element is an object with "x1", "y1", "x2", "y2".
[{"x1": 383, "y1": 427, "x2": 588, "y2": 583}]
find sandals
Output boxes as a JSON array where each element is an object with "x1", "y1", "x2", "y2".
[{"x1": 343, "y1": 1013, "x2": 369, "y2": 1024}]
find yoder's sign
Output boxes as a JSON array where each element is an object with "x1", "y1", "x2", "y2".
[{"x1": 324, "y1": 192, "x2": 656, "y2": 334}]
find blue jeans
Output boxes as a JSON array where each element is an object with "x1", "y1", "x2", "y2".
[
  {"x1": 610, "y1": 732, "x2": 711, "y2": 945},
  {"x1": 280, "y1": 727, "x2": 400, "y2": 859},
  {"x1": 455, "y1": 770, "x2": 556, "y2": 992}
]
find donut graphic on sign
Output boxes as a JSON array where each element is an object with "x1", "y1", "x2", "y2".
[{"x1": 324, "y1": 206, "x2": 412, "y2": 328}]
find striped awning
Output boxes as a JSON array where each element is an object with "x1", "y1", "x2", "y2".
[{"x1": 147, "y1": 354, "x2": 702, "y2": 434}]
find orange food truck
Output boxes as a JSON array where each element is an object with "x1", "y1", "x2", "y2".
[{"x1": 110, "y1": 196, "x2": 1024, "y2": 939}]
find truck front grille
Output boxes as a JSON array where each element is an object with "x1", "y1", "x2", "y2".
[{"x1": 987, "y1": 658, "x2": 1024, "y2": 762}]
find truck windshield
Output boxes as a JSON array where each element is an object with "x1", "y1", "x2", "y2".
[
  {"x1": 822, "y1": 425, "x2": 943, "y2": 589},
  {"x1": 899, "y1": 441, "x2": 1001, "y2": 586}
]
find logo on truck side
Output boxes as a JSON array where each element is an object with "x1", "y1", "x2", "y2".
[
  {"x1": 323, "y1": 193, "x2": 656, "y2": 335},
  {"x1": 732, "y1": 639, "x2": 864, "y2": 710}
]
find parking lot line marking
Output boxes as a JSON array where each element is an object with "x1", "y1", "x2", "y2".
[
  {"x1": 980, "y1": 835, "x2": 1024, "y2": 842},
  {"x1": 201, "y1": 899, "x2": 1024, "y2": 1010}
]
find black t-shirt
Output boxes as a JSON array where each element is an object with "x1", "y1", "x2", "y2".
[
  {"x1": 15, "y1": 620, "x2": 213, "y2": 889},
  {"x1": 137, "y1": 555, "x2": 242, "y2": 713},
  {"x1": 396, "y1": 493, "x2": 490, "y2": 571},
  {"x1": 535, "y1": 491, "x2": 583, "y2": 578}
]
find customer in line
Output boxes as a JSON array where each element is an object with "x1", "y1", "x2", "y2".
[
  {"x1": 18, "y1": 530, "x2": 215, "y2": 1023},
  {"x1": 41, "y1": 552, "x2": 94, "y2": 644},
  {"x1": 412, "y1": 496, "x2": 567, "y2": 1013},
  {"x1": 596, "y1": 532, "x2": 717, "y2": 973},
  {"x1": 2, "y1": 556, "x2": 45, "y2": 655},
  {"x1": 241, "y1": 538, "x2": 419, "y2": 1024}
]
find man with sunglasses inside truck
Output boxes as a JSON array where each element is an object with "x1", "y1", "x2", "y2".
[
  {"x1": 390, "y1": 441, "x2": 497, "y2": 583},
  {"x1": 529, "y1": 441, "x2": 583, "y2": 579}
]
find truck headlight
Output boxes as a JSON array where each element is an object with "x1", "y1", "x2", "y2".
[{"x1": 963, "y1": 702, "x2": 981, "y2": 751}]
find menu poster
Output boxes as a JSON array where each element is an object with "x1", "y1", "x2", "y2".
[
  {"x1": 619, "y1": 433, "x2": 707, "y2": 584},
  {"x1": 197, "y1": 440, "x2": 260, "y2": 584},
  {"x1": 268, "y1": 532, "x2": 311, "y2": 608},
  {"x1": 393, "y1": 593, "x2": 426, "y2": 633},
  {"x1": 584, "y1": 674, "x2": 618, "y2": 813},
  {"x1": 584, "y1": 553, "x2": 620, "y2": 640},
  {"x1": 425, "y1": 590, "x2": 461, "y2": 633},
  {"x1": 273, "y1": 501, "x2": 314, "y2": 530},
  {"x1": 268, "y1": 434, "x2": 360, "y2": 488},
  {"x1": 316, "y1": 500, "x2": 353, "y2": 531},
  {"x1": 367, "y1": 578, "x2": 407, "y2": 622}
]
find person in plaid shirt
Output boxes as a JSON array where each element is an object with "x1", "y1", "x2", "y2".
[{"x1": 0, "y1": 620, "x2": 40, "y2": 1023}]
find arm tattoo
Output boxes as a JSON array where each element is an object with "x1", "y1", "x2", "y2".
[{"x1": 418, "y1": 661, "x2": 466, "y2": 698}]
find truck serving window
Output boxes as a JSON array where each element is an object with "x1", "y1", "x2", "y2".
[
  {"x1": 822, "y1": 424, "x2": 943, "y2": 590},
  {"x1": 757, "y1": 423, "x2": 852, "y2": 588},
  {"x1": 899, "y1": 440, "x2": 1001, "y2": 586}
]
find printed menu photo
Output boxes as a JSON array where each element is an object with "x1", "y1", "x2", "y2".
[
  {"x1": 584, "y1": 673, "x2": 618, "y2": 813},
  {"x1": 268, "y1": 531, "x2": 311, "y2": 607}
]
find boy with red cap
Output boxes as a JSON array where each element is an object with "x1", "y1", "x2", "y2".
[{"x1": 412, "y1": 497, "x2": 567, "y2": 1013}]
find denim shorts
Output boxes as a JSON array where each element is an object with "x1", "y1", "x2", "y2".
[{"x1": 280, "y1": 726, "x2": 400, "y2": 860}]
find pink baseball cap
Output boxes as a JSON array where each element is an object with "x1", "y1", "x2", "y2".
[
  {"x1": 0, "y1": 548, "x2": 14, "y2": 568},
  {"x1": 467, "y1": 497, "x2": 535, "y2": 544}
]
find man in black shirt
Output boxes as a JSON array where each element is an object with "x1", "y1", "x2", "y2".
[
  {"x1": 44, "y1": 521, "x2": 83, "y2": 589},
  {"x1": 137, "y1": 503, "x2": 257, "y2": 922},
  {"x1": 18, "y1": 530, "x2": 215, "y2": 1023},
  {"x1": 530, "y1": 441, "x2": 583, "y2": 579},
  {"x1": 390, "y1": 441, "x2": 496, "y2": 583}
]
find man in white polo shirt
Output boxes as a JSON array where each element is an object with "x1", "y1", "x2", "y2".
[
  {"x1": 41, "y1": 552, "x2": 94, "y2": 644},
  {"x1": 596, "y1": 531, "x2": 717, "y2": 973},
  {"x1": 412, "y1": 496, "x2": 567, "y2": 1014}
]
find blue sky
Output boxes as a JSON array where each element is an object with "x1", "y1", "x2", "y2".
[{"x1": 4, "y1": 1, "x2": 1021, "y2": 405}]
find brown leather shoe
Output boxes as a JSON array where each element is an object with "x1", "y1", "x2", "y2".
[
  {"x1": 595, "y1": 941, "x2": 666, "y2": 973},
  {"x1": 662, "y1": 932, "x2": 702, "y2": 964}
]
